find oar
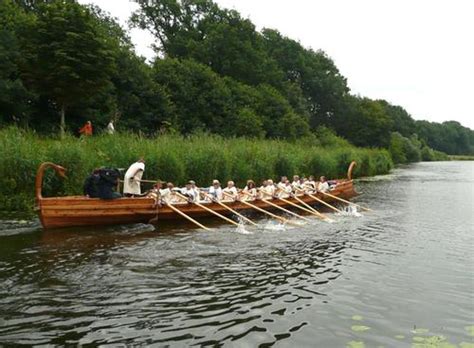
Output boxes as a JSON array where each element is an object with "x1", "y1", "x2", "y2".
[
  {"x1": 276, "y1": 196, "x2": 325, "y2": 218},
  {"x1": 261, "y1": 198, "x2": 311, "y2": 222},
  {"x1": 229, "y1": 192, "x2": 298, "y2": 226},
  {"x1": 119, "y1": 179, "x2": 157, "y2": 184},
  {"x1": 295, "y1": 188, "x2": 342, "y2": 214},
  {"x1": 165, "y1": 203, "x2": 211, "y2": 231},
  {"x1": 320, "y1": 191, "x2": 372, "y2": 212},
  {"x1": 202, "y1": 193, "x2": 257, "y2": 226},
  {"x1": 174, "y1": 192, "x2": 240, "y2": 227},
  {"x1": 291, "y1": 193, "x2": 333, "y2": 221}
]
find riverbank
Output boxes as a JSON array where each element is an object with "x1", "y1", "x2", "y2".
[{"x1": 0, "y1": 127, "x2": 394, "y2": 211}]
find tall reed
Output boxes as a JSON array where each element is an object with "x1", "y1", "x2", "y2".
[{"x1": 0, "y1": 127, "x2": 393, "y2": 211}]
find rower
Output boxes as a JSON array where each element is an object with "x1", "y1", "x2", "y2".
[
  {"x1": 317, "y1": 176, "x2": 330, "y2": 193},
  {"x1": 291, "y1": 175, "x2": 300, "y2": 190},
  {"x1": 222, "y1": 180, "x2": 238, "y2": 201},
  {"x1": 241, "y1": 180, "x2": 257, "y2": 200},
  {"x1": 277, "y1": 176, "x2": 288, "y2": 192},
  {"x1": 276, "y1": 179, "x2": 293, "y2": 198},
  {"x1": 181, "y1": 181, "x2": 199, "y2": 202},
  {"x1": 261, "y1": 179, "x2": 275, "y2": 200},
  {"x1": 208, "y1": 179, "x2": 223, "y2": 201},
  {"x1": 303, "y1": 175, "x2": 316, "y2": 192},
  {"x1": 146, "y1": 180, "x2": 162, "y2": 200}
]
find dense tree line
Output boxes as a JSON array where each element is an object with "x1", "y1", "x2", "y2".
[{"x1": 0, "y1": 0, "x2": 472, "y2": 157}]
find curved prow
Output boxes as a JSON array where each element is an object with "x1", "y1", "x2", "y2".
[
  {"x1": 347, "y1": 161, "x2": 357, "y2": 180},
  {"x1": 35, "y1": 162, "x2": 67, "y2": 202}
]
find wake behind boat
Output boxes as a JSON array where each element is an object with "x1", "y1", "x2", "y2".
[{"x1": 35, "y1": 162, "x2": 359, "y2": 229}]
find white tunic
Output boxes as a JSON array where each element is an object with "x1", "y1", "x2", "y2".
[
  {"x1": 261, "y1": 185, "x2": 275, "y2": 200},
  {"x1": 317, "y1": 181, "x2": 330, "y2": 193},
  {"x1": 208, "y1": 186, "x2": 223, "y2": 200},
  {"x1": 123, "y1": 162, "x2": 145, "y2": 195},
  {"x1": 181, "y1": 187, "x2": 199, "y2": 202},
  {"x1": 106, "y1": 122, "x2": 115, "y2": 134},
  {"x1": 222, "y1": 186, "x2": 238, "y2": 199},
  {"x1": 159, "y1": 188, "x2": 171, "y2": 203}
]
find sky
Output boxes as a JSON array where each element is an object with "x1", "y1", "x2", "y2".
[{"x1": 79, "y1": 0, "x2": 474, "y2": 129}]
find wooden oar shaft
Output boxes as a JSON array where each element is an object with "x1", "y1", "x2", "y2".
[
  {"x1": 203, "y1": 193, "x2": 257, "y2": 226},
  {"x1": 175, "y1": 192, "x2": 239, "y2": 226},
  {"x1": 292, "y1": 194, "x2": 329, "y2": 220},
  {"x1": 278, "y1": 196, "x2": 319, "y2": 216},
  {"x1": 233, "y1": 192, "x2": 288, "y2": 223},
  {"x1": 239, "y1": 199, "x2": 291, "y2": 224},
  {"x1": 119, "y1": 179, "x2": 157, "y2": 184},
  {"x1": 263, "y1": 198, "x2": 310, "y2": 221},
  {"x1": 301, "y1": 190, "x2": 342, "y2": 213},
  {"x1": 320, "y1": 191, "x2": 371, "y2": 211},
  {"x1": 166, "y1": 203, "x2": 210, "y2": 230}
]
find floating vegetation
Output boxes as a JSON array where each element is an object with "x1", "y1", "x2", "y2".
[
  {"x1": 395, "y1": 335, "x2": 406, "y2": 340},
  {"x1": 347, "y1": 341, "x2": 366, "y2": 348},
  {"x1": 465, "y1": 325, "x2": 474, "y2": 336},
  {"x1": 411, "y1": 335, "x2": 457, "y2": 348},
  {"x1": 351, "y1": 325, "x2": 371, "y2": 332},
  {"x1": 412, "y1": 328, "x2": 430, "y2": 334},
  {"x1": 459, "y1": 342, "x2": 474, "y2": 348},
  {"x1": 352, "y1": 315, "x2": 364, "y2": 321}
]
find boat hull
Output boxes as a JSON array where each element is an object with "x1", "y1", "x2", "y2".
[{"x1": 37, "y1": 180, "x2": 356, "y2": 229}]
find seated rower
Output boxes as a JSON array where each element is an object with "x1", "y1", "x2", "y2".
[
  {"x1": 276, "y1": 179, "x2": 293, "y2": 198},
  {"x1": 276, "y1": 176, "x2": 288, "y2": 192},
  {"x1": 208, "y1": 179, "x2": 223, "y2": 201},
  {"x1": 303, "y1": 175, "x2": 316, "y2": 191},
  {"x1": 260, "y1": 179, "x2": 275, "y2": 200},
  {"x1": 291, "y1": 175, "x2": 301, "y2": 190},
  {"x1": 222, "y1": 180, "x2": 238, "y2": 201},
  {"x1": 190, "y1": 180, "x2": 200, "y2": 200},
  {"x1": 317, "y1": 176, "x2": 330, "y2": 193},
  {"x1": 181, "y1": 180, "x2": 199, "y2": 202},
  {"x1": 241, "y1": 180, "x2": 257, "y2": 200},
  {"x1": 146, "y1": 181, "x2": 162, "y2": 201}
]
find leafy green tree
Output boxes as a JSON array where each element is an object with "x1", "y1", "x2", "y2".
[
  {"x1": 0, "y1": 0, "x2": 35, "y2": 126},
  {"x1": 21, "y1": 1, "x2": 116, "y2": 137}
]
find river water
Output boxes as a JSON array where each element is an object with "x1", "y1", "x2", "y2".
[{"x1": 0, "y1": 162, "x2": 473, "y2": 347}]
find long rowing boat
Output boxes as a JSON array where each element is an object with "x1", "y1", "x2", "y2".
[{"x1": 35, "y1": 162, "x2": 358, "y2": 229}]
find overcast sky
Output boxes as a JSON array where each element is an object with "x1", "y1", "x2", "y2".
[{"x1": 79, "y1": 0, "x2": 473, "y2": 129}]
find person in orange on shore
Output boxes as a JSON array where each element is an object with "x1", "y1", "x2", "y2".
[{"x1": 79, "y1": 121, "x2": 93, "y2": 136}]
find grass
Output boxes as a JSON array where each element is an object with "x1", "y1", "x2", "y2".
[
  {"x1": 0, "y1": 126, "x2": 393, "y2": 211},
  {"x1": 448, "y1": 155, "x2": 474, "y2": 161}
]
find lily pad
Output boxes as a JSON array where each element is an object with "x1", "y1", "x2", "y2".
[
  {"x1": 351, "y1": 325, "x2": 371, "y2": 332},
  {"x1": 347, "y1": 341, "x2": 365, "y2": 348},
  {"x1": 411, "y1": 335, "x2": 456, "y2": 348},
  {"x1": 465, "y1": 325, "x2": 474, "y2": 336},
  {"x1": 411, "y1": 328, "x2": 430, "y2": 334},
  {"x1": 460, "y1": 343, "x2": 474, "y2": 348},
  {"x1": 352, "y1": 315, "x2": 364, "y2": 321}
]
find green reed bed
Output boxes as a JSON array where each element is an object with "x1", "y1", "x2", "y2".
[{"x1": 0, "y1": 127, "x2": 393, "y2": 211}]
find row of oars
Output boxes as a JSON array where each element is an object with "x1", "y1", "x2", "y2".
[{"x1": 161, "y1": 187, "x2": 371, "y2": 230}]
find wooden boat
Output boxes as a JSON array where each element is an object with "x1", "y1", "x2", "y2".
[{"x1": 36, "y1": 162, "x2": 358, "y2": 229}]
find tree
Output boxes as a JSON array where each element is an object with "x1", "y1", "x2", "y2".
[
  {"x1": 0, "y1": 0, "x2": 35, "y2": 126},
  {"x1": 21, "y1": 1, "x2": 116, "y2": 137}
]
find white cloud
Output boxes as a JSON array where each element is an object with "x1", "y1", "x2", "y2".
[{"x1": 79, "y1": 0, "x2": 474, "y2": 129}]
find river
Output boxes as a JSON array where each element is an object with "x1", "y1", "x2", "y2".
[{"x1": 0, "y1": 162, "x2": 473, "y2": 347}]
